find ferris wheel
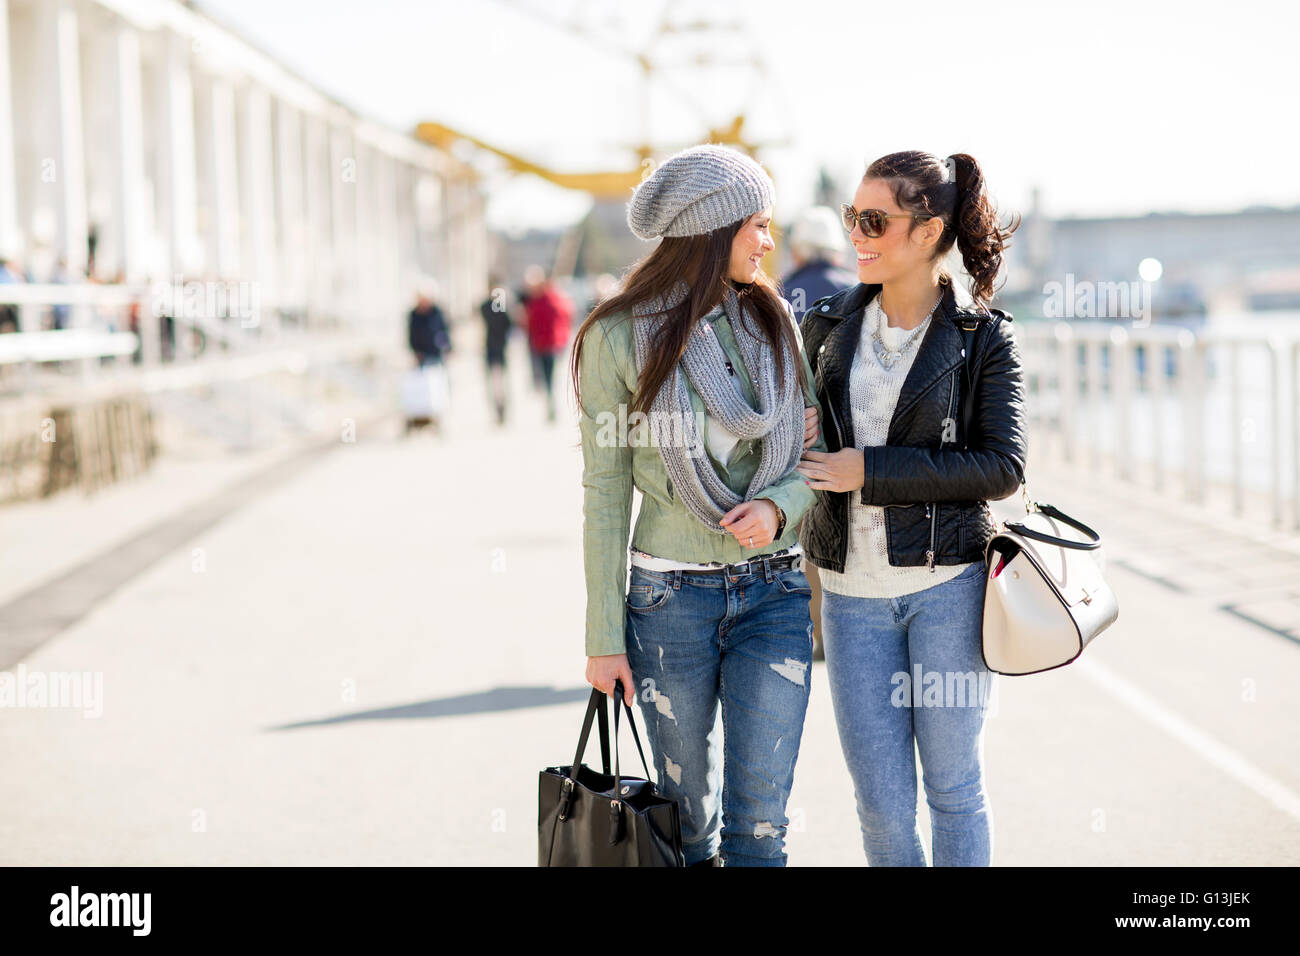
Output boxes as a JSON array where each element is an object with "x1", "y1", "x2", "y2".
[{"x1": 416, "y1": 0, "x2": 788, "y2": 198}]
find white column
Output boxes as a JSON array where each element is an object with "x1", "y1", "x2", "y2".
[
  {"x1": 329, "y1": 125, "x2": 356, "y2": 326},
  {"x1": 113, "y1": 26, "x2": 147, "y2": 285},
  {"x1": 394, "y1": 163, "x2": 416, "y2": 321},
  {"x1": 40, "y1": 0, "x2": 88, "y2": 276},
  {"x1": 376, "y1": 151, "x2": 398, "y2": 333},
  {"x1": 0, "y1": 0, "x2": 18, "y2": 258},
  {"x1": 353, "y1": 141, "x2": 373, "y2": 328},
  {"x1": 206, "y1": 75, "x2": 240, "y2": 279},
  {"x1": 274, "y1": 99, "x2": 304, "y2": 320},
  {"x1": 300, "y1": 114, "x2": 325, "y2": 326},
  {"x1": 238, "y1": 82, "x2": 276, "y2": 337},
  {"x1": 156, "y1": 31, "x2": 199, "y2": 278}
]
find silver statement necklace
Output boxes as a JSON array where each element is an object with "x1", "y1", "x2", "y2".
[{"x1": 871, "y1": 294, "x2": 942, "y2": 370}]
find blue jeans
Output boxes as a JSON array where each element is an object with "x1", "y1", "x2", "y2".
[
  {"x1": 821, "y1": 561, "x2": 994, "y2": 866},
  {"x1": 624, "y1": 562, "x2": 814, "y2": 866}
]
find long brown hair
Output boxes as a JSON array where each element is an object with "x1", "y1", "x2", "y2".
[{"x1": 569, "y1": 218, "x2": 806, "y2": 418}]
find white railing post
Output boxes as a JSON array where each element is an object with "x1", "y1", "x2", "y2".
[
  {"x1": 1054, "y1": 323, "x2": 1075, "y2": 464},
  {"x1": 1268, "y1": 338, "x2": 1284, "y2": 527},
  {"x1": 1293, "y1": 342, "x2": 1300, "y2": 532},
  {"x1": 1228, "y1": 340, "x2": 1244, "y2": 517},
  {"x1": 1085, "y1": 337, "x2": 1103, "y2": 472},
  {"x1": 1150, "y1": 339, "x2": 1165, "y2": 491},
  {"x1": 1111, "y1": 325, "x2": 1132, "y2": 480},
  {"x1": 1179, "y1": 333, "x2": 1206, "y2": 504}
]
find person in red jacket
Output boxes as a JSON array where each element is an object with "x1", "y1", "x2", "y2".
[{"x1": 521, "y1": 265, "x2": 572, "y2": 422}]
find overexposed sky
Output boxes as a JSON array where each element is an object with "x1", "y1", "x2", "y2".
[{"x1": 198, "y1": 0, "x2": 1298, "y2": 232}]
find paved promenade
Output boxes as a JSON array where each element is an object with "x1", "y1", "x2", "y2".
[{"x1": 1, "y1": 337, "x2": 1297, "y2": 866}]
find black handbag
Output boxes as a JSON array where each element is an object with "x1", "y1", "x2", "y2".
[{"x1": 538, "y1": 683, "x2": 684, "y2": 867}]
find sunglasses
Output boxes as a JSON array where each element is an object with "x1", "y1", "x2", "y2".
[{"x1": 840, "y1": 203, "x2": 927, "y2": 239}]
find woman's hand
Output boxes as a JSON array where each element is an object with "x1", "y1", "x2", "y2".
[
  {"x1": 796, "y1": 448, "x2": 865, "y2": 493},
  {"x1": 803, "y1": 406, "x2": 820, "y2": 450},
  {"x1": 720, "y1": 498, "x2": 779, "y2": 549},
  {"x1": 587, "y1": 654, "x2": 635, "y2": 706}
]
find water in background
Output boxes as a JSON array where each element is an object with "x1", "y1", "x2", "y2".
[{"x1": 1035, "y1": 310, "x2": 1300, "y2": 496}]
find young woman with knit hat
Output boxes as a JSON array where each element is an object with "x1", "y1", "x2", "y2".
[
  {"x1": 795, "y1": 151, "x2": 1026, "y2": 866},
  {"x1": 570, "y1": 145, "x2": 826, "y2": 867}
]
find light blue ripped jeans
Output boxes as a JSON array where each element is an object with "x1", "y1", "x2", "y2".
[
  {"x1": 821, "y1": 560, "x2": 995, "y2": 866},
  {"x1": 624, "y1": 562, "x2": 814, "y2": 867}
]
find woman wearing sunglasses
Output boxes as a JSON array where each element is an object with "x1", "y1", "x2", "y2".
[
  {"x1": 795, "y1": 151, "x2": 1025, "y2": 866},
  {"x1": 571, "y1": 145, "x2": 826, "y2": 867}
]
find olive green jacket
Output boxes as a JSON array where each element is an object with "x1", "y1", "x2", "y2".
[{"x1": 577, "y1": 303, "x2": 827, "y2": 656}]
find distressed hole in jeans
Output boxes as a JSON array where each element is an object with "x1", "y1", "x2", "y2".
[
  {"x1": 754, "y1": 821, "x2": 780, "y2": 839},
  {"x1": 663, "y1": 756, "x2": 683, "y2": 785},
  {"x1": 770, "y1": 658, "x2": 808, "y2": 686},
  {"x1": 654, "y1": 691, "x2": 677, "y2": 721}
]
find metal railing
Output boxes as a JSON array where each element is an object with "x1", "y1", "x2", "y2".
[{"x1": 1017, "y1": 321, "x2": 1300, "y2": 530}]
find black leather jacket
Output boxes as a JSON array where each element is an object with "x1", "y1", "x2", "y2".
[{"x1": 798, "y1": 282, "x2": 1027, "y2": 574}]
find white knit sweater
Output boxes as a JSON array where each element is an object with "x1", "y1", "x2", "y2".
[{"x1": 818, "y1": 297, "x2": 975, "y2": 598}]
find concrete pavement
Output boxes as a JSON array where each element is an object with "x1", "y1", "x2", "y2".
[{"x1": 1, "y1": 333, "x2": 1297, "y2": 865}]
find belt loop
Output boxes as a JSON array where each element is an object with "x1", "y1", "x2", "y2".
[
  {"x1": 762, "y1": 556, "x2": 773, "y2": 583},
  {"x1": 671, "y1": 569, "x2": 682, "y2": 590}
]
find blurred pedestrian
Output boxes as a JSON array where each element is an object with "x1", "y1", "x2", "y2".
[
  {"x1": 50, "y1": 257, "x2": 73, "y2": 331},
  {"x1": 0, "y1": 257, "x2": 24, "y2": 333},
  {"x1": 404, "y1": 278, "x2": 451, "y2": 434},
  {"x1": 522, "y1": 266, "x2": 572, "y2": 422},
  {"x1": 408, "y1": 278, "x2": 451, "y2": 368},
  {"x1": 480, "y1": 277, "x2": 513, "y2": 425},
  {"x1": 781, "y1": 206, "x2": 855, "y2": 324}
]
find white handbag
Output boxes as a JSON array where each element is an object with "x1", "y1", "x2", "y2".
[
  {"x1": 981, "y1": 488, "x2": 1119, "y2": 676},
  {"x1": 955, "y1": 316, "x2": 1118, "y2": 675}
]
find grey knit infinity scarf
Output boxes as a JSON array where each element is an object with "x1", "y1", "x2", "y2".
[{"x1": 631, "y1": 282, "x2": 803, "y2": 533}]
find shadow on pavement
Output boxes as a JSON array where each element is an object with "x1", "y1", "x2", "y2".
[{"x1": 267, "y1": 684, "x2": 592, "y2": 731}]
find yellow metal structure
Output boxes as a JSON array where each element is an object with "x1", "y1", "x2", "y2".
[{"x1": 414, "y1": 116, "x2": 761, "y2": 200}]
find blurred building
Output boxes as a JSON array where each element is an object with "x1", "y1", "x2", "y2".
[
  {"x1": 1003, "y1": 194, "x2": 1300, "y2": 317},
  {"x1": 0, "y1": 0, "x2": 487, "y2": 339}
]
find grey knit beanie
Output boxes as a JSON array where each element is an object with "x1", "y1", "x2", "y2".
[{"x1": 627, "y1": 145, "x2": 775, "y2": 240}]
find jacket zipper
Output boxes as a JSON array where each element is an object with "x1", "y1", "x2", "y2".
[
  {"x1": 817, "y1": 342, "x2": 846, "y2": 448},
  {"x1": 816, "y1": 339, "x2": 851, "y2": 570},
  {"x1": 926, "y1": 371, "x2": 959, "y2": 572}
]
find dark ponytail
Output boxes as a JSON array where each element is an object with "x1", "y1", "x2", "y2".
[
  {"x1": 949, "y1": 153, "x2": 1018, "y2": 307},
  {"x1": 863, "y1": 151, "x2": 1020, "y2": 309}
]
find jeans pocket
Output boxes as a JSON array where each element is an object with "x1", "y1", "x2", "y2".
[
  {"x1": 951, "y1": 561, "x2": 986, "y2": 586},
  {"x1": 626, "y1": 572, "x2": 673, "y2": 611},
  {"x1": 774, "y1": 568, "x2": 812, "y2": 595}
]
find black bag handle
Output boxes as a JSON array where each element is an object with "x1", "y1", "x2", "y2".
[
  {"x1": 1004, "y1": 503, "x2": 1102, "y2": 551},
  {"x1": 568, "y1": 688, "x2": 612, "y2": 783},
  {"x1": 559, "y1": 688, "x2": 614, "y2": 822},
  {"x1": 608, "y1": 680, "x2": 653, "y2": 846},
  {"x1": 610, "y1": 679, "x2": 653, "y2": 790},
  {"x1": 564, "y1": 682, "x2": 656, "y2": 838}
]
